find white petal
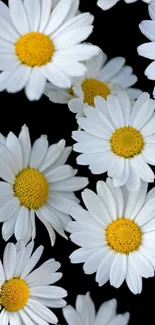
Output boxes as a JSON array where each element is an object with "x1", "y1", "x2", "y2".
[
  {"x1": 14, "y1": 207, "x2": 30, "y2": 241},
  {"x1": 125, "y1": 181, "x2": 148, "y2": 220},
  {"x1": 108, "y1": 313, "x2": 130, "y2": 325},
  {"x1": 48, "y1": 194, "x2": 78, "y2": 214},
  {"x1": 39, "y1": 0, "x2": 52, "y2": 33},
  {"x1": 70, "y1": 231, "x2": 104, "y2": 247},
  {"x1": 134, "y1": 155, "x2": 154, "y2": 183},
  {"x1": 141, "y1": 114, "x2": 155, "y2": 137},
  {"x1": 132, "y1": 99, "x2": 155, "y2": 129},
  {"x1": 0, "y1": 1, "x2": 13, "y2": 25},
  {"x1": 139, "y1": 21, "x2": 155, "y2": 42},
  {"x1": 107, "y1": 94, "x2": 124, "y2": 128},
  {"x1": 149, "y1": 1, "x2": 155, "y2": 20},
  {"x1": 63, "y1": 305, "x2": 82, "y2": 325},
  {"x1": 96, "y1": 249, "x2": 115, "y2": 283},
  {"x1": 27, "y1": 299, "x2": 58, "y2": 324},
  {"x1": 19, "y1": 124, "x2": 31, "y2": 169},
  {"x1": 0, "y1": 38, "x2": 14, "y2": 53},
  {"x1": 9, "y1": 0, "x2": 29, "y2": 34},
  {"x1": 2, "y1": 214, "x2": 17, "y2": 241},
  {"x1": 83, "y1": 247, "x2": 109, "y2": 275},
  {"x1": 55, "y1": 44, "x2": 100, "y2": 62},
  {"x1": 0, "y1": 309, "x2": 9, "y2": 325},
  {"x1": 116, "y1": 90, "x2": 131, "y2": 125},
  {"x1": 25, "y1": 68, "x2": 46, "y2": 101},
  {"x1": 24, "y1": 0, "x2": 41, "y2": 31},
  {"x1": 50, "y1": 176, "x2": 88, "y2": 191},
  {"x1": 21, "y1": 245, "x2": 44, "y2": 279},
  {"x1": 0, "y1": 16, "x2": 19, "y2": 42},
  {"x1": 45, "y1": 164, "x2": 76, "y2": 182},
  {"x1": 135, "y1": 196, "x2": 155, "y2": 226},
  {"x1": 53, "y1": 26, "x2": 93, "y2": 49},
  {"x1": 99, "y1": 57, "x2": 125, "y2": 80},
  {"x1": 3, "y1": 242, "x2": 16, "y2": 280},
  {"x1": 43, "y1": 63, "x2": 71, "y2": 88},
  {"x1": 30, "y1": 135, "x2": 48, "y2": 169},
  {"x1": 138, "y1": 42, "x2": 155, "y2": 60},
  {"x1": 106, "y1": 178, "x2": 124, "y2": 217},
  {"x1": 126, "y1": 160, "x2": 141, "y2": 192},
  {"x1": 6, "y1": 65, "x2": 31, "y2": 93},
  {"x1": 130, "y1": 251, "x2": 154, "y2": 278},
  {"x1": 130, "y1": 92, "x2": 149, "y2": 125},
  {"x1": 0, "y1": 198, "x2": 20, "y2": 222},
  {"x1": 30, "y1": 285, "x2": 67, "y2": 299},
  {"x1": 6, "y1": 131, "x2": 22, "y2": 171},
  {"x1": 44, "y1": 0, "x2": 72, "y2": 35},
  {"x1": 94, "y1": 299, "x2": 117, "y2": 325},
  {"x1": 110, "y1": 254, "x2": 127, "y2": 288},
  {"x1": 70, "y1": 247, "x2": 97, "y2": 263},
  {"x1": 82, "y1": 189, "x2": 111, "y2": 225},
  {"x1": 39, "y1": 139, "x2": 66, "y2": 172},
  {"x1": 0, "y1": 53, "x2": 19, "y2": 70}
]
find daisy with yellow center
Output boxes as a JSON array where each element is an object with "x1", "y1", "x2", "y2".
[
  {"x1": 44, "y1": 48, "x2": 141, "y2": 117},
  {"x1": 67, "y1": 179, "x2": 155, "y2": 294},
  {"x1": 0, "y1": 241, "x2": 67, "y2": 324},
  {"x1": 0, "y1": 0, "x2": 99, "y2": 101},
  {"x1": 0, "y1": 125, "x2": 88, "y2": 245},
  {"x1": 72, "y1": 91, "x2": 155, "y2": 191}
]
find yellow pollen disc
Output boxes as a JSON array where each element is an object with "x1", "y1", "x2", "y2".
[
  {"x1": 15, "y1": 32, "x2": 54, "y2": 67},
  {"x1": 1, "y1": 278, "x2": 29, "y2": 312},
  {"x1": 13, "y1": 168, "x2": 49, "y2": 210},
  {"x1": 110, "y1": 126, "x2": 144, "y2": 158},
  {"x1": 105, "y1": 218, "x2": 142, "y2": 254},
  {"x1": 82, "y1": 78, "x2": 111, "y2": 107}
]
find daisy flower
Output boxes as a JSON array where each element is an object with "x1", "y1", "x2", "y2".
[
  {"x1": 67, "y1": 179, "x2": 155, "y2": 294},
  {"x1": 0, "y1": 125, "x2": 88, "y2": 245},
  {"x1": 44, "y1": 49, "x2": 141, "y2": 118},
  {"x1": 97, "y1": 0, "x2": 151, "y2": 11},
  {"x1": 0, "y1": 241, "x2": 67, "y2": 325},
  {"x1": 63, "y1": 292, "x2": 130, "y2": 325},
  {"x1": 0, "y1": 0, "x2": 99, "y2": 101},
  {"x1": 138, "y1": 0, "x2": 155, "y2": 98},
  {"x1": 72, "y1": 91, "x2": 155, "y2": 191}
]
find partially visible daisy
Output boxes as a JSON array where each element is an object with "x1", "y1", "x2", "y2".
[
  {"x1": 0, "y1": 125, "x2": 88, "y2": 245},
  {"x1": 63, "y1": 292, "x2": 130, "y2": 325},
  {"x1": 45, "y1": 49, "x2": 141, "y2": 118},
  {"x1": 0, "y1": 241, "x2": 67, "y2": 324},
  {"x1": 67, "y1": 179, "x2": 155, "y2": 294},
  {"x1": 72, "y1": 91, "x2": 155, "y2": 191},
  {"x1": 0, "y1": 0, "x2": 99, "y2": 101},
  {"x1": 97, "y1": 0, "x2": 151, "y2": 11},
  {"x1": 138, "y1": 0, "x2": 155, "y2": 98}
]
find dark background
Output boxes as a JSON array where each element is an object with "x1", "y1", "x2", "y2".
[{"x1": 0, "y1": 0, "x2": 155, "y2": 324}]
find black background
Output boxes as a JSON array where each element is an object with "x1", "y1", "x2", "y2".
[{"x1": 1, "y1": 0, "x2": 155, "y2": 324}]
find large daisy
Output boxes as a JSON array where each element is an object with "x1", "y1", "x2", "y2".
[
  {"x1": 67, "y1": 179, "x2": 155, "y2": 294},
  {"x1": 0, "y1": 241, "x2": 67, "y2": 325},
  {"x1": 45, "y1": 49, "x2": 141, "y2": 118},
  {"x1": 97, "y1": 0, "x2": 151, "y2": 11},
  {"x1": 0, "y1": 0, "x2": 99, "y2": 101},
  {"x1": 63, "y1": 292, "x2": 130, "y2": 325},
  {"x1": 138, "y1": 0, "x2": 155, "y2": 98},
  {"x1": 0, "y1": 125, "x2": 88, "y2": 245},
  {"x1": 72, "y1": 91, "x2": 155, "y2": 191}
]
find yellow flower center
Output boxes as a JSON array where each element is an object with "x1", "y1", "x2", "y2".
[
  {"x1": 1, "y1": 278, "x2": 29, "y2": 312},
  {"x1": 105, "y1": 218, "x2": 142, "y2": 254},
  {"x1": 82, "y1": 78, "x2": 111, "y2": 107},
  {"x1": 15, "y1": 32, "x2": 54, "y2": 67},
  {"x1": 13, "y1": 168, "x2": 49, "y2": 210},
  {"x1": 110, "y1": 126, "x2": 144, "y2": 158}
]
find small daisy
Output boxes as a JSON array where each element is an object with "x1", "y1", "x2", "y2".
[
  {"x1": 45, "y1": 49, "x2": 141, "y2": 118},
  {"x1": 138, "y1": 0, "x2": 155, "y2": 98},
  {"x1": 67, "y1": 179, "x2": 155, "y2": 294},
  {"x1": 72, "y1": 91, "x2": 155, "y2": 191},
  {"x1": 0, "y1": 125, "x2": 88, "y2": 245},
  {"x1": 97, "y1": 0, "x2": 151, "y2": 11},
  {"x1": 0, "y1": 241, "x2": 67, "y2": 325},
  {"x1": 63, "y1": 292, "x2": 130, "y2": 325},
  {"x1": 0, "y1": 0, "x2": 99, "y2": 101}
]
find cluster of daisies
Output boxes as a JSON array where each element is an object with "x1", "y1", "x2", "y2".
[{"x1": 1, "y1": 0, "x2": 155, "y2": 324}]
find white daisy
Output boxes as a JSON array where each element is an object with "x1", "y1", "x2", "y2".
[
  {"x1": 0, "y1": 124, "x2": 88, "y2": 245},
  {"x1": 0, "y1": 0, "x2": 99, "y2": 101},
  {"x1": 97, "y1": 0, "x2": 151, "y2": 11},
  {"x1": 63, "y1": 292, "x2": 130, "y2": 325},
  {"x1": 138, "y1": 0, "x2": 155, "y2": 98},
  {"x1": 0, "y1": 241, "x2": 67, "y2": 325},
  {"x1": 72, "y1": 91, "x2": 155, "y2": 191},
  {"x1": 67, "y1": 179, "x2": 155, "y2": 294},
  {"x1": 44, "y1": 49, "x2": 141, "y2": 118}
]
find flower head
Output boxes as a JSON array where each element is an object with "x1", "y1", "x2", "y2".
[
  {"x1": 72, "y1": 91, "x2": 155, "y2": 191},
  {"x1": 0, "y1": 125, "x2": 88, "y2": 245},
  {"x1": 0, "y1": 241, "x2": 67, "y2": 324},
  {"x1": 0, "y1": 0, "x2": 99, "y2": 100},
  {"x1": 67, "y1": 179, "x2": 155, "y2": 294}
]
